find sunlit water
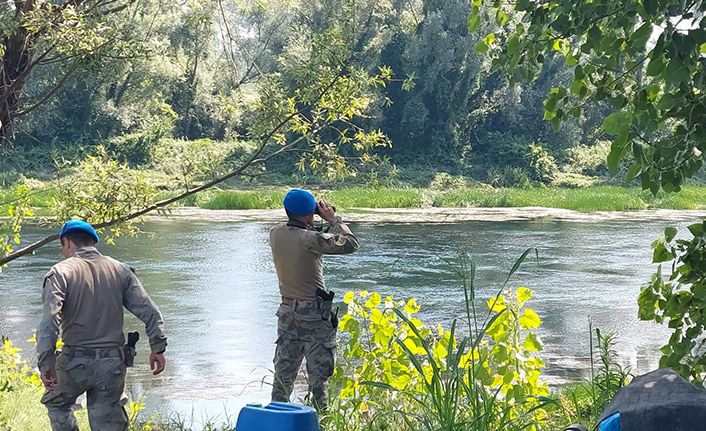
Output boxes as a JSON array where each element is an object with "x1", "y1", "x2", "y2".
[{"x1": 0, "y1": 215, "x2": 700, "y2": 422}]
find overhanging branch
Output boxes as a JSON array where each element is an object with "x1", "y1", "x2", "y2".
[{"x1": 0, "y1": 66, "x2": 348, "y2": 267}]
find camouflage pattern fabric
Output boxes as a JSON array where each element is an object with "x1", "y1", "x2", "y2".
[
  {"x1": 271, "y1": 304, "x2": 336, "y2": 409},
  {"x1": 41, "y1": 353, "x2": 128, "y2": 431}
]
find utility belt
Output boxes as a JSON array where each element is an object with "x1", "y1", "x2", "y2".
[
  {"x1": 62, "y1": 345, "x2": 124, "y2": 360},
  {"x1": 281, "y1": 290, "x2": 339, "y2": 328},
  {"x1": 281, "y1": 296, "x2": 321, "y2": 309},
  {"x1": 62, "y1": 331, "x2": 140, "y2": 367}
]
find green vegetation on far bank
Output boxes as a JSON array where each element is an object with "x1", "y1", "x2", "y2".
[{"x1": 5, "y1": 184, "x2": 706, "y2": 215}]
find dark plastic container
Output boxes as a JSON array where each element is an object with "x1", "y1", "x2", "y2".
[{"x1": 235, "y1": 402, "x2": 319, "y2": 431}]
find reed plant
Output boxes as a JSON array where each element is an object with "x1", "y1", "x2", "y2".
[{"x1": 553, "y1": 325, "x2": 630, "y2": 427}]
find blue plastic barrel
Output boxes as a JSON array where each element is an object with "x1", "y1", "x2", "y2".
[
  {"x1": 599, "y1": 413, "x2": 620, "y2": 431},
  {"x1": 235, "y1": 402, "x2": 319, "y2": 431}
]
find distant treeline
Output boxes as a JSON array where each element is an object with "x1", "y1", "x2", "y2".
[{"x1": 2, "y1": 0, "x2": 627, "y2": 186}]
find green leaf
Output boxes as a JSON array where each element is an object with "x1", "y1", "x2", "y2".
[
  {"x1": 637, "y1": 287, "x2": 658, "y2": 321},
  {"x1": 608, "y1": 137, "x2": 630, "y2": 172},
  {"x1": 519, "y1": 309, "x2": 542, "y2": 329},
  {"x1": 673, "y1": 33, "x2": 696, "y2": 56},
  {"x1": 665, "y1": 226, "x2": 678, "y2": 242},
  {"x1": 495, "y1": 10, "x2": 509, "y2": 27},
  {"x1": 665, "y1": 57, "x2": 690, "y2": 87},
  {"x1": 645, "y1": 84, "x2": 661, "y2": 101},
  {"x1": 693, "y1": 283, "x2": 706, "y2": 301},
  {"x1": 602, "y1": 112, "x2": 623, "y2": 135},
  {"x1": 653, "y1": 241, "x2": 676, "y2": 263},
  {"x1": 646, "y1": 57, "x2": 665, "y2": 76},
  {"x1": 644, "y1": 0, "x2": 658, "y2": 15},
  {"x1": 484, "y1": 33, "x2": 495, "y2": 46},
  {"x1": 626, "y1": 164, "x2": 642, "y2": 182},
  {"x1": 523, "y1": 333, "x2": 542, "y2": 351},
  {"x1": 688, "y1": 222, "x2": 705, "y2": 237},
  {"x1": 475, "y1": 40, "x2": 489, "y2": 54},
  {"x1": 574, "y1": 65, "x2": 584, "y2": 80},
  {"x1": 468, "y1": 10, "x2": 480, "y2": 32},
  {"x1": 632, "y1": 23, "x2": 652, "y2": 45}
]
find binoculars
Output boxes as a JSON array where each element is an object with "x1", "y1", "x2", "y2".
[{"x1": 315, "y1": 204, "x2": 336, "y2": 215}]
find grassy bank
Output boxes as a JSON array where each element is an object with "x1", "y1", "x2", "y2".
[
  {"x1": 181, "y1": 185, "x2": 706, "y2": 212},
  {"x1": 4, "y1": 184, "x2": 706, "y2": 214}
]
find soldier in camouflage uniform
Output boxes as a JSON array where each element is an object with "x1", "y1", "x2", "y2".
[
  {"x1": 270, "y1": 189, "x2": 359, "y2": 410},
  {"x1": 37, "y1": 220, "x2": 168, "y2": 431}
]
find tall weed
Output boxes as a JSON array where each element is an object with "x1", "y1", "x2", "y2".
[{"x1": 325, "y1": 250, "x2": 553, "y2": 431}]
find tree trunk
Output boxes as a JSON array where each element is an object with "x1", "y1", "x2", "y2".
[{"x1": 1, "y1": 1, "x2": 34, "y2": 145}]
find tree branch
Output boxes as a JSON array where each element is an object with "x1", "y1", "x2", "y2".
[
  {"x1": 0, "y1": 66, "x2": 349, "y2": 267},
  {"x1": 12, "y1": 60, "x2": 81, "y2": 117}
]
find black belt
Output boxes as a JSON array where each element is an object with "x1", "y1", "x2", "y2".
[
  {"x1": 281, "y1": 297, "x2": 320, "y2": 309},
  {"x1": 63, "y1": 346, "x2": 123, "y2": 359}
]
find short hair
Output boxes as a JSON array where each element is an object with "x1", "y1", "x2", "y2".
[{"x1": 61, "y1": 230, "x2": 97, "y2": 247}]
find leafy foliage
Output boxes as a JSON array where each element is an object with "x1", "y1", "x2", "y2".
[
  {"x1": 472, "y1": 0, "x2": 706, "y2": 193},
  {"x1": 326, "y1": 250, "x2": 551, "y2": 431},
  {"x1": 52, "y1": 147, "x2": 159, "y2": 243},
  {"x1": 0, "y1": 185, "x2": 33, "y2": 270},
  {"x1": 639, "y1": 221, "x2": 706, "y2": 385},
  {"x1": 527, "y1": 143, "x2": 558, "y2": 183}
]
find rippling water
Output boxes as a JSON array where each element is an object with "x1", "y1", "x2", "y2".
[{"x1": 0, "y1": 215, "x2": 698, "y2": 419}]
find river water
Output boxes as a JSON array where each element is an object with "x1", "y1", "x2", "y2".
[{"x1": 0, "y1": 210, "x2": 703, "y2": 422}]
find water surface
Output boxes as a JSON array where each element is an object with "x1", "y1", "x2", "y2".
[{"x1": 0, "y1": 215, "x2": 696, "y2": 420}]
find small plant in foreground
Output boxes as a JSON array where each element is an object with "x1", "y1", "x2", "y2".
[{"x1": 325, "y1": 250, "x2": 553, "y2": 431}]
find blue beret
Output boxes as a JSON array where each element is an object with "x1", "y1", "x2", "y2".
[
  {"x1": 283, "y1": 189, "x2": 317, "y2": 216},
  {"x1": 60, "y1": 220, "x2": 99, "y2": 244}
]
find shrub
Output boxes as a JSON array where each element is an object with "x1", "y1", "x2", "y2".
[
  {"x1": 429, "y1": 173, "x2": 471, "y2": 190},
  {"x1": 527, "y1": 143, "x2": 558, "y2": 183},
  {"x1": 486, "y1": 166, "x2": 532, "y2": 188},
  {"x1": 551, "y1": 173, "x2": 599, "y2": 188},
  {"x1": 326, "y1": 251, "x2": 552, "y2": 431},
  {"x1": 565, "y1": 141, "x2": 610, "y2": 175}
]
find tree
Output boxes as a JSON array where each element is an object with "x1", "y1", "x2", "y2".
[
  {"x1": 470, "y1": 0, "x2": 706, "y2": 193},
  {"x1": 0, "y1": 19, "x2": 392, "y2": 267},
  {"x1": 0, "y1": 0, "x2": 143, "y2": 144}
]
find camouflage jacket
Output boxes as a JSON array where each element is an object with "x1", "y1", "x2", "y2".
[
  {"x1": 270, "y1": 216, "x2": 359, "y2": 301},
  {"x1": 37, "y1": 247, "x2": 167, "y2": 372}
]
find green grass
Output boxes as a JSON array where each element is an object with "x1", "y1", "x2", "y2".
[
  {"x1": 0, "y1": 185, "x2": 55, "y2": 211},
  {"x1": 433, "y1": 185, "x2": 706, "y2": 212},
  {"x1": 194, "y1": 189, "x2": 287, "y2": 210},
  {"x1": 0, "y1": 383, "x2": 90, "y2": 431},
  {"x1": 3, "y1": 183, "x2": 706, "y2": 214},
  {"x1": 325, "y1": 187, "x2": 426, "y2": 208}
]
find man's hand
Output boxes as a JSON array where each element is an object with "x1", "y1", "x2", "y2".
[
  {"x1": 150, "y1": 352, "x2": 166, "y2": 375},
  {"x1": 316, "y1": 200, "x2": 336, "y2": 222},
  {"x1": 41, "y1": 368, "x2": 57, "y2": 390}
]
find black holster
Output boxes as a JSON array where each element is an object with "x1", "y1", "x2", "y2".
[
  {"x1": 124, "y1": 345, "x2": 136, "y2": 367},
  {"x1": 124, "y1": 331, "x2": 139, "y2": 367}
]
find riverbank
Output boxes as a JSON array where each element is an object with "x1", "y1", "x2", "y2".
[
  {"x1": 4, "y1": 184, "x2": 706, "y2": 215},
  {"x1": 170, "y1": 185, "x2": 706, "y2": 212},
  {"x1": 154, "y1": 206, "x2": 706, "y2": 223}
]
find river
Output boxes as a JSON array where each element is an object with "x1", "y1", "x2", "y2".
[{"x1": 1, "y1": 208, "x2": 703, "y2": 423}]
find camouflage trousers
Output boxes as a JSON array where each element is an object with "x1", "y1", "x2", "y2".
[
  {"x1": 41, "y1": 351, "x2": 129, "y2": 431},
  {"x1": 271, "y1": 303, "x2": 337, "y2": 409}
]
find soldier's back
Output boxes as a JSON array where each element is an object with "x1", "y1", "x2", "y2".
[{"x1": 51, "y1": 248, "x2": 130, "y2": 349}]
